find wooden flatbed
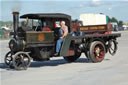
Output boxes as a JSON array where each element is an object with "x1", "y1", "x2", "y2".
[{"x1": 71, "y1": 33, "x2": 121, "y2": 40}]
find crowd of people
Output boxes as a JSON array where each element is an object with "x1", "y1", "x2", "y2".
[{"x1": 0, "y1": 25, "x2": 13, "y2": 39}]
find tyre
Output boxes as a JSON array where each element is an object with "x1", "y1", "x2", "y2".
[
  {"x1": 87, "y1": 41, "x2": 106, "y2": 63},
  {"x1": 84, "y1": 51, "x2": 92, "y2": 62},
  {"x1": 108, "y1": 39, "x2": 117, "y2": 56}
]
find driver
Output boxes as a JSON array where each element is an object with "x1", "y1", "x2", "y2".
[{"x1": 21, "y1": 17, "x2": 32, "y2": 31}]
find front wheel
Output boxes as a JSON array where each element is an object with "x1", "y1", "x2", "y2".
[
  {"x1": 13, "y1": 52, "x2": 31, "y2": 70},
  {"x1": 87, "y1": 41, "x2": 106, "y2": 63}
]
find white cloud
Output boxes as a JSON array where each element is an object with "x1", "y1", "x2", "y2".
[
  {"x1": 123, "y1": 0, "x2": 128, "y2": 1},
  {"x1": 92, "y1": 0, "x2": 101, "y2": 2},
  {"x1": 108, "y1": 7, "x2": 112, "y2": 11},
  {"x1": 92, "y1": 0, "x2": 101, "y2": 5}
]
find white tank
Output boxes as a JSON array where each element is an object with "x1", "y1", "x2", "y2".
[{"x1": 80, "y1": 13, "x2": 107, "y2": 26}]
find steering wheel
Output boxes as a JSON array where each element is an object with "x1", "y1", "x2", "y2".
[{"x1": 35, "y1": 20, "x2": 42, "y2": 31}]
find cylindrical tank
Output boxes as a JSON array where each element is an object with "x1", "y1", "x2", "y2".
[{"x1": 80, "y1": 13, "x2": 107, "y2": 26}]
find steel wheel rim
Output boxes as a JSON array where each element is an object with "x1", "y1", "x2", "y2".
[
  {"x1": 13, "y1": 53, "x2": 31, "y2": 70},
  {"x1": 109, "y1": 40, "x2": 117, "y2": 55}
]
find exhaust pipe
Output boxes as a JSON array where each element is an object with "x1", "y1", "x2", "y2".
[{"x1": 12, "y1": 12, "x2": 19, "y2": 39}]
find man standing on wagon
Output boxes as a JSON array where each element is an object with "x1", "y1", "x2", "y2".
[{"x1": 54, "y1": 21, "x2": 68, "y2": 56}]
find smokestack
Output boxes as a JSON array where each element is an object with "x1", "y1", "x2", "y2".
[{"x1": 12, "y1": 12, "x2": 19, "y2": 39}]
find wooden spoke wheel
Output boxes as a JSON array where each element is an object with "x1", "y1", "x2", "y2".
[
  {"x1": 13, "y1": 52, "x2": 31, "y2": 70},
  {"x1": 4, "y1": 51, "x2": 14, "y2": 68},
  {"x1": 108, "y1": 39, "x2": 117, "y2": 56},
  {"x1": 87, "y1": 41, "x2": 106, "y2": 63}
]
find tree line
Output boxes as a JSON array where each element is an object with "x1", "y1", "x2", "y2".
[
  {"x1": 108, "y1": 17, "x2": 123, "y2": 26},
  {"x1": 0, "y1": 21, "x2": 13, "y2": 27}
]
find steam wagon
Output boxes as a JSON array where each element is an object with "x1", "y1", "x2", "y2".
[{"x1": 5, "y1": 12, "x2": 121, "y2": 70}]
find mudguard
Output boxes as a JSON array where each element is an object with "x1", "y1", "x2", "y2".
[{"x1": 59, "y1": 33, "x2": 72, "y2": 56}]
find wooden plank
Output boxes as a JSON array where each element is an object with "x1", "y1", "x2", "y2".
[{"x1": 77, "y1": 24, "x2": 113, "y2": 33}]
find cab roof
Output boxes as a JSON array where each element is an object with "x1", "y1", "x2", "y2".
[{"x1": 20, "y1": 13, "x2": 71, "y2": 20}]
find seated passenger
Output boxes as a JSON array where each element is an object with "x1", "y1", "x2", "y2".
[
  {"x1": 42, "y1": 22, "x2": 51, "y2": 31},
  {"x1": 42, "y1": 27, "x2": 51, "y2": 31}
]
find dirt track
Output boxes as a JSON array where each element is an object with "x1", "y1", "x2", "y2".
[{"x1": 0, "y1": 31, "x2": 128, "y2": 85}]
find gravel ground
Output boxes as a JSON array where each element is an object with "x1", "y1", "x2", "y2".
[{"x1": 0, "y1": 31, "x2": 128, "y2": 85}]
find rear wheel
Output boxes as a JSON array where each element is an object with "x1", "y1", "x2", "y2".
[
  {"x1": 87, "y1": 41, "x2": 106, "y2": 63},
  {"x1": 64, "y1": 49, "x2": 81, "y2": 62}
]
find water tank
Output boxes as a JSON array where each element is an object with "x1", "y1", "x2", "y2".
[{"x1": 80, "y1": 13, "x2": 108, "y2": 26}]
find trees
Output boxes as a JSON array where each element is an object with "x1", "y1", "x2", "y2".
[
  {"x1": 111, "y1": 17, "x2": 118, "y2": 23},
  {"x1": 118, "y1": 20, "x2": 123, "y2": 26},
  {"x1": 108, "y1": 17, "x2": 123, "y2": 26},
  {"x1": 0, "y1": 21, "x2": 13, "y2": 27}
]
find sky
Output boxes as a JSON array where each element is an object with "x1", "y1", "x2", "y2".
[{"x1": 0, "y1": 0, "x2": 128, "y2": 22}]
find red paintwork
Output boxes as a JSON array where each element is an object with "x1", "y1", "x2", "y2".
[
  {"x1": 94, "y1": 45, "x2": 105, "y2": 61},
  {"x1": 88, "y1": 32, "x2": 112, "y2": 36},
  {"x1": 42, "y1": 27, "x2": 51, "y2": 31},
  {"x1": 72, "y1": 22, "x2": 113, "y2": 34},
  {"x1": 67, "y1": 49, "x2": 75, "y2": 56}
]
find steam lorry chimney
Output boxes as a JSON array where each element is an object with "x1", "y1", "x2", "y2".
[{"x1": 12, "y1": 12, "x2": 19, "y2": 39}]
